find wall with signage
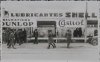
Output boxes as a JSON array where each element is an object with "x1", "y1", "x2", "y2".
[{"x1": 1, "y1": 1, "x2": 98, "y2": 39}]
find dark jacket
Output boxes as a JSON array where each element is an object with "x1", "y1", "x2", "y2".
[
  {"x1": 34, "y1": 31, "x2": 38, "y2": 37},
  {"x1": 48, "y1": 32, "x2": 53, "y2": 43},
  {"x1": 65, "y1": 32, "x2": 72, "y2": 39}
]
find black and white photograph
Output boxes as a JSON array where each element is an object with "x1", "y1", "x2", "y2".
[
  {"x1": 98, "y1": 7, "x2": 100, "y2": 61},
  {"x1": 0, "y1": 0, "x2": 100, "y2": 1},
  {"x1": 0, "y1": 22, "x2": 1, "y2": 61},
  {"x1": 1, "y1": 1, "x2": 99, "y2": 62},
  {"x1": 98, "y1": 19, "x2": 100, "y2": 60}
]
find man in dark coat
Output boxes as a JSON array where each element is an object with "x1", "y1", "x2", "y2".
[
  {"x1": 23, "y1": 29, "x2": 27, "y2": 43},
  {"x1": 47, "y1": 30, "x2": 56, "y2": 49},
  {"x1": 17, "y1": 29, "x2": 23, "y2": 45},
  {"x1": 34, "y1": 29, "x2": 38, "y2": 44},
  {"x1": 78, "y1": 28, "x2": 82, "y2": 37},
  {"x1": 14, "y1": 30, "x2": 19, "y2": 45},
  {"x1": 6, "y1": 28, "x2": 11, "y2": 46},
  {"x1": 65, "y1": 29, "x2": 72, "y2": 48},
  {"x1": 7, "y1": 29, "x2": 16, "y2": 49},
  {"x1": 73, "y1": 28, "x2": 78, "y2": 37}
]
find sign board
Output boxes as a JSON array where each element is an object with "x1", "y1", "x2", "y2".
[{"x1": 1, "y1": 1, "x2": 98, "y2": 27}]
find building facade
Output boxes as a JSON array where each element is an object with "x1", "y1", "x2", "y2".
[
  {"x1": 1, "y1": 2, "x2": 98, "y2": 40},
  {"x1": 0, "y1": 1, "x2": 98, "y2": 44}
]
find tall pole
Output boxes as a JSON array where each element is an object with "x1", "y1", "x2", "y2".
[{"x1": 85, "y1": 2, "x2": 88, "y2": 43}]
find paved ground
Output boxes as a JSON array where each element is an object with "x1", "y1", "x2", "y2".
[
  {"x1": 0, "y1": 43, "x2": 1, "y2": 62},
  {"x1": 2, "y1": 43, "x2": 99, "y2": 62}
]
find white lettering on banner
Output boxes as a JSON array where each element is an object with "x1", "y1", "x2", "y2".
[{"x1": 59, "y1": 20, "x2": 84, "y2": 27}]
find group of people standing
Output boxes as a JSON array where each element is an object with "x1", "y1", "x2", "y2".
[
  {"x1": 3, "y1": 28, "x2": 27, "y2": 49},
  {"x1": 3, "y1": 28, "x2": 72, "y2": 49},
  {"x1": 73, "y1": 27, "x2": 83, "y2": 37}
]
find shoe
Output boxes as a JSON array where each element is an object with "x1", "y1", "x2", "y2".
[
  {"x1": 67, "y1": 47, "x2": 70, "y2": 48},
  {"x1": 19, "y1": 44, "x2": 21, "y2": 45},
  {"x1": 53, "y1": 46, "x2": 56, "y2": 48},
  {"x1": 13, "y1": 47, "x2": 16, "y2": 49},
  {"x1": 7, "y1": 47, "x2": 10, "y2": 48},
  {"x1": 47, "y1": 47, "x2": 50, "y2": 49}
]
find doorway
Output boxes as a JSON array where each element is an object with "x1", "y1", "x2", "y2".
[{"x1": 37, "y1": 21, "x2": 56, "y2": 37}]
